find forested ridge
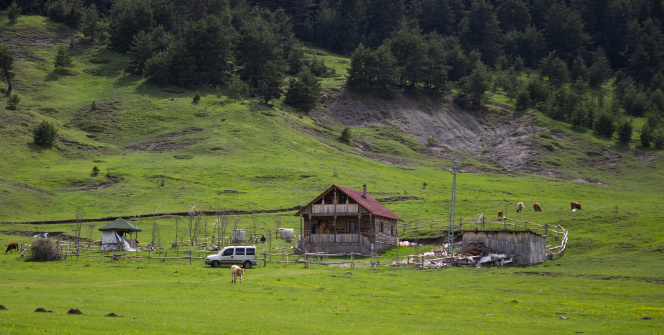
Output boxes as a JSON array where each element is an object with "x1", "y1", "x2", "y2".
[{"x1": 1, "y1": 0, "x2": 664, "y2": 147}]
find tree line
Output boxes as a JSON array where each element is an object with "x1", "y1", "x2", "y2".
[{"x1": 1, "y1": 0, "x2": 663, "y2": 146}]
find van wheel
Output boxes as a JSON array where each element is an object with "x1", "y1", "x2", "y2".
[
  {"x1": 243, "y1": 261, "x2": 252, "y2": 269},
  {"x1": 212, "y1": 261, "x2": 220, "y2": 268}
]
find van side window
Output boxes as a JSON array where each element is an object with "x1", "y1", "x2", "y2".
[
  {"x1": 235, "y1": 248, "x2": 245, "y2": 255},
  {"x1": 246, "y1": 248, "x2": 255, "y2": 255},
  {"x1": 222, "y1": 248, "x2": 234, "y2": 256}
]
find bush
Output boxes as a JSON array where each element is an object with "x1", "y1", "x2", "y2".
[
  {"x1": 653, "y1": 128, "x2": 664, "y2": 149},
  {"x1": 616, "y1": 119, "x2": 633, "y2": 144},
  {"x1": 8, "y1": 1, "x2": 21, "y2": 23},
  {"x1": 27, "y1": 239, "x2": 60, "y2": 262},
  {"x1": 516, "y1": 90, "x2": 530, "y2": 110},
  {"x1": 640, "y1": 123, "x2": 653, "y2": 147},
  {"x1": 91, "y1": 166, "x2": 100, "y2": 177},
  {"x1": 193, "y1": 91, "x2": 201, "y2": 104},
  {"x1": 594, "y1": 112, "x2": 615, "y2": 138},
  {"x1": 6, "y1": 94, "x2": 20, "y2": 110},
  {"x1": 33, "y1": 121, "x2": 58, "y2": 148},
  {"x1": 339, "y1": 127, "x2": 352, "y2": 143}
]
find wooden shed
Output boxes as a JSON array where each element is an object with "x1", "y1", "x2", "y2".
[
  {"x1": 462, "y1": 230, "x2": 547, "y2": 265},
  {"x1": 295, "y1": 185, "x2": 403, "y2": 254}
]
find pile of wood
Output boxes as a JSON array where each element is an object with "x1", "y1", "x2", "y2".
[{"x1": 459, "y1": 242, "x2": 498, "y2": 256}]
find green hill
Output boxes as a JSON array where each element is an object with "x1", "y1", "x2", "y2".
[{"x1": 1, "y1": 14, "x2": 664, "y2": 278}]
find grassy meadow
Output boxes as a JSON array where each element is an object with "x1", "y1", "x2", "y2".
[{"x1": 1, "y1": 14, "x2": 663, "y2": 334}]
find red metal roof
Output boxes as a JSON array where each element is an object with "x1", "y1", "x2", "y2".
[{"x1": 295, "y1": 185, "x2": 403, "y2": 221}]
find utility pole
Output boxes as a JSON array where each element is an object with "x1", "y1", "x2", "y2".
[{"x1": 448, "y1": 161, "x2": 457, "y2": 266}]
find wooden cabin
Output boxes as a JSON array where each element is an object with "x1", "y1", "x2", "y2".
[{"x1": 295, "y1": 185, "x2": 403, "y2": 254}]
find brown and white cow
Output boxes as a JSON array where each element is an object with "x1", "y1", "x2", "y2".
[
  {"x1": 231, "y1": 265, "x2": 245, "y2": 284},
  {"x1": 571, "y1": 202, "x2": 582, "y2": 210},
  {"x1": 498, "y1": 210, "x2": 504, "y2": 218},
  {"x1": 533, "y1": 203, "x2": 543, "y2": 212},
  {"x1": 516, "y1": 202, "x2": 524, "y2": 213},
  {"x1": 5, "y1": 243, "x2": 18, "y2": 254}
]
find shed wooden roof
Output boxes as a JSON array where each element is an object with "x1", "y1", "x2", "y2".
[
  {"x1": 98, "y1": 218, "x2": 142, "y2": 232},
  {"x1": 295, "y1": 184, "x2": 403, "y2": 221}
]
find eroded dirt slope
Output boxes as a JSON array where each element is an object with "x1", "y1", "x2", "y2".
[{"x1": 317, "y1": 93, "x2": 543, "y2": 171}]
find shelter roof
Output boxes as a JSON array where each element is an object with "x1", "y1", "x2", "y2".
[
  {"x1": 295, "y1": 184, "x2": 403, "y2": 221},
  {"x1": 99, "y1": 218, "x2": 142, "y2": 232}
]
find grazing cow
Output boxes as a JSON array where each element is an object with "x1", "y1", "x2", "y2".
[
  {"x1": 497, "y1": 210, "x2": 504, "y2": 218},
  {"x1": 5, "y1": 243, "x2": 19, "y2": 254},
  {"x1": 171, "y1": 242, "x2": 178, "y2": 250},
  {"x1": 533, "y1": 203, "x2": 543, "y2": 212},
  {"x1": 516, "y1": 202, "x2": 524, "y2": 213},
  {"x1": 231, "y1": 265, "x2": 245, "y2": 284},
  {"x1": 571, "y1": 202, "x2": 582, "y2": 210}
]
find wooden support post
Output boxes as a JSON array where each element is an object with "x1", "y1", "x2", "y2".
[
  {"x1": 544, "y1": 223, "x2": 548, "y2": 236},
  {"x1": 189, "y1": 250, "x2": 192, "y2": 265},
  {"x1": 263, "y1": 252, "x2": 266, "y2": 267},
  {"x1": 308, "y1": 214, "x2": 312, "y2": 243},
  {"x1": 407, "y1": 255, "x2": 410, "y2": 270},
  {"x1": 162, "y1": 252, "x2": 168, "y2": 263}
]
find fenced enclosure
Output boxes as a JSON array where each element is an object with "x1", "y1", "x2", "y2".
[{"x1": 400, "y1": 216, "x2": 568, "y2": 262}]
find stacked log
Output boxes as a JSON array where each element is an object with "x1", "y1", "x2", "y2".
[{"x1": 460, "y1": 242, "x2": 497, "y2": 256}]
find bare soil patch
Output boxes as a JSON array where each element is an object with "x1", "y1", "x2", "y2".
[
  {"x1": 318, "y1": 93, "x2": 543, "y2": 172},
  {"x1": 126, "y1": 129, "x2": 202, "y2": 152}
]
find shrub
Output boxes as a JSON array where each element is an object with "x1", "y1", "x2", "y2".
[
  {"x1": 91, "y1": 166, "x2": 100, "y2": 177},
  {"x1": 594, "y1": 112, "x2": 615, "y2": 138},
  {"x1": 33, "y1": 121, "x2": 58, "y2": 148},
  {"x1": 515, "y1": 89, "x2": 530, "y2": 110},
  {"x1": 91, "y1": 100, "x2": 97, "y2": 110},
  {"x1": 653, "y1": 128, "x2": 664, "y2": 149},
  {"x1": 640, "y1": 123, "x2": 653, "y2": 147},
  {"x1": 8, "y1": 1, "x2": 21, "y2": 23},
  {"x1": 27, "y1": 239, "x2": 60, "y2": 262},
  {"x1": 339, "y1": 127, "x2": 352, "y2": 143},
  {"x1": 192, "y1": 91, "x2": 201, "y2": 104},
  {"x1": 616, "y1": 119, "x2": 633, "y2": 144},
  {"x1": 6, "y1": 94, "x2": 20, "y2": 110}
]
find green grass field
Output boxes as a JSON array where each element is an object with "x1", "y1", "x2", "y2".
[{"x1": 1, "y1": 15, "x2": 663, "y2": 334}]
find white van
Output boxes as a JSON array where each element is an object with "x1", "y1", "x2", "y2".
[{"x1": 205, "y1": 245, "x2": 258, "y2": 269}]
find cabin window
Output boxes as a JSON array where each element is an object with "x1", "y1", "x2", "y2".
[
  {"x1": 346, "y1": 221, "x2": 357, "y2": 231},
  {"x1": 340, "y1": 195, "x2": 348, "y2": 204},
  {"x1": 379, "y1": 222, "x2": 384, "y2": 233}
]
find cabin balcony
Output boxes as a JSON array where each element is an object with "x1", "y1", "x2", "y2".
[{"x1": 311, "y1": 204, "x2": 359, "y2": 215}]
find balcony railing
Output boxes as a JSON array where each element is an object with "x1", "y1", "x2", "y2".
[{"x1": 312, "y1": 204, "x2": 359, "y2": 214}]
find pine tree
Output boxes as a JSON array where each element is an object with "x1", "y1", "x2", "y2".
[{"x1": 53, "y1": 45, "x2": 73, "y2": 72}]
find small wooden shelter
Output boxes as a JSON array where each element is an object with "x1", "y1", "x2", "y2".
[
  {"x1": 295, "y1": 185, "x2": 402, "y2": 254},
  {"x1": 462, "y1": 230, "x2": 546, "y2": 265},
  {"x1": 99, "y1": 218, "x2": 141, "y2": 251}
]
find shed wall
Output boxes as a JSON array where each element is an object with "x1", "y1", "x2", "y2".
[{"x1": 462, "y1": 231, "x2": 547, "y2": 265}]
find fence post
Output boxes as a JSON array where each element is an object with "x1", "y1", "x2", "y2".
[
  {"x1": 189, "y1": 250, "x2": 192, "y2": 265},
  {"x1": 544, "y1": 223, "x2": 548, "y2": 236},
  {"x1": 351, "y1": 252, "x2": 354, "y2": 269},
  {"x1": 162, "y1": 252, "x2": 168, "y2": 263},
  {"x1": 263, "y1": 252, "x2": 266, "y2": 267},
  {"x1": 407, "y1": 255, "x2": 410, "y2": 270},
  {"x1": 149, "y1": 249, "x2": 151, "y2": 264}
]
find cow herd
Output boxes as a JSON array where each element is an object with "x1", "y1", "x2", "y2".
[{"x1": 497, "y1": 201, "x2": 582, "y2": 217}]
